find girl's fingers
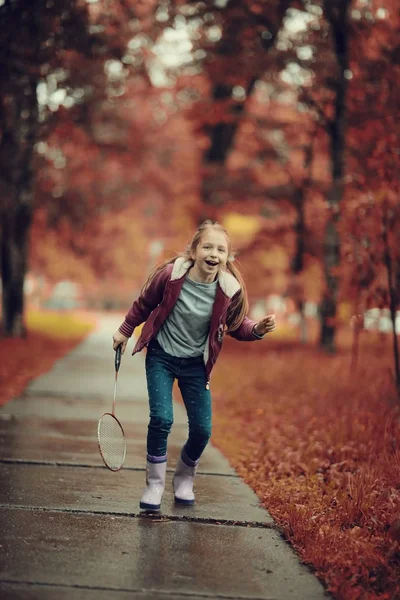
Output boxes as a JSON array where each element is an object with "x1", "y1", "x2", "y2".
[
  {"x1": 263, "y1": 316, "x2": 276, "y2": 333},
  {"x1": 262, "y1": 316, "x2": 276, "y2": 327}
]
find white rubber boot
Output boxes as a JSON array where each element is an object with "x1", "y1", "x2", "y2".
[
  {"x1": 139, "y1": 460, "x2": 167, "y2": 511},
  {"x1": 173, "y1": 455, "x2": 197, "y2": 505}
]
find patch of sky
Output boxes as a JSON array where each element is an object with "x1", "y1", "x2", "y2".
[
  {"x1": 296, "y1": 46, "x2": 313, "y2": 61},
  {"x1": 128, "y1": 34, "x2": 151, "y2": 51},
  {"x1": 194, "y1": 49, "x2": 206, "y2": 60},
  {"x1": 284, "y1": 8, "x2": 315, "y2": 35},
  {"x1": 73, "y1": 88, "x2": 85, "y2": 100},
  {"x1": 104, "y1": 59, "x2": 125, "y2": 81},
  {"x1": 50, "y1": 89, "x2": 67, "y2": 108},
  {"x1": 376, "y1": 8, "x2": 388, "y2": 19},
  {"x1": 175, "y1": 14, "x2": 187, "y2": 27},
  {"x1": 156, "y1": 5, "x2": 169, "y2": 23},
  {"x1": 232, "y1": 86, "x2": 246, "y2": 101},
  {"x1": 277, "y1": 9, "x2": 315, "y2": 52},
  {"x1": 153, "y1": 28, "x2": 193, "y2": 67},
  {"x1": 280, "y1": 62, "x2": 310, "y2": 87},
  {"x1": 303, "y1": 3, "x2": 322, "y2": 17},
  {"x1": 35, "y1": 141, "x2": 47, "y2": 156},
  {"x1": 37, "y1": 81, "x2": 49, "y2": 106},
  {"x1": 127, "y1": 16, "x2": 203, "y2": 87},
  {"x1": 37, "y1": 80, "x2": 79, "y2": 112},
  {"x1": 206, "y1": 25, "x2": 222, "y2": 43},
  {"x1": 150, "y1": 67, "x2": 175, "y2": 88},
  {"x1": 62, "y1": 97, "x2": 75, "y2": 108},
  {"x1": 351, "y1": 9, "x2": 362, "y2": 20}
]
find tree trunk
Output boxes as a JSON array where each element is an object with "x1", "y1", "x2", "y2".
[
  {"x1": 291, "y1": 192, "x2": 307, "y2": 343},
  {"x1": 1, "y1": 209, "x2": 31, "y2": 336},
  {"x1": 382, "y1": 212, "x2": 400, "y2": 394},
  {"x1": 0, "y1": 74, "x2": 38, "y2": 337},
  {"x1": 201, "y1": 1, "x2": 293, "y2": 205},
  {"x1": 0, "y1": 1, "x2": 94, "y2": 336},
  {"x1": 319, "y1": 0, "x2": 351, "y2": 351},
  {"x1": 201, "y1": 78, "x2": 257, "y2": 209},
  {"x1": 290, "y1": 128, "x2": 316, "y2": 344},
  {"x1": 390, "y1": 300, "x2": 400, "y2": 395},
  {"x1": 319, "y1": 218, "x2": 341, "y2": 352}
]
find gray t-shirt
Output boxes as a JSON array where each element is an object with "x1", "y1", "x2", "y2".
[{"x1": 156, "y1": 275, "x2": 217, "y2": 357}]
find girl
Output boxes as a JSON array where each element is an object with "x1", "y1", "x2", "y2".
[{"x1": 112, "y1": 220, "x2": 276, "y2": 511}]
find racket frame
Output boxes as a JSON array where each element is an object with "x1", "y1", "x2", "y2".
[
  {"x1": 97, "y1": 411, "x2": 127, "y2": 472},
  {"x1": 97, "y1": 345, "x2": 127, "y2": 471}
]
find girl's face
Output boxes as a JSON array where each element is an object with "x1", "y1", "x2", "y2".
[{"x1": 190, "y1": 228, "x2": 229, "y2": 283}]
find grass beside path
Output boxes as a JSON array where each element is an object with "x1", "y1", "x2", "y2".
[
  {"x1": 0, "y1": 310, "x2": 97, "y2": 407},
  {"x1": 211, "y1": 330, "x2": 400, "y2": 600}
]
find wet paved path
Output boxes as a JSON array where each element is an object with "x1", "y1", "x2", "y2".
[{"x1": 0, "y1": 314, "x2": 329, "y2": 599}]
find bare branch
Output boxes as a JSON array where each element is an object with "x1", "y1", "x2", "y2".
[{"x1": 299, "y1": 86, "x2": 331, "y2": 128}]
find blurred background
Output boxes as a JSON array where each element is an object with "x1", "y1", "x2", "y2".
[{"x1": 0, "y1": 0, "x2": 399, "y2": 359}]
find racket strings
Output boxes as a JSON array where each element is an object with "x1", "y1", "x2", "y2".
[{"x1": 98, "y1": 413, "x2": 126, "y2": 471}]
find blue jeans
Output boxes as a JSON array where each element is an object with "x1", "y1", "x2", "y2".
[{"x1": 145, "y1": 339, "x2": 212, "y2": 463}]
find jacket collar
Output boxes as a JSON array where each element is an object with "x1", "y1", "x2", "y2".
[{"x1": 171, "y1": 256, "x2": 240, "y2": 299}]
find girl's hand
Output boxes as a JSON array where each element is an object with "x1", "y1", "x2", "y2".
[
  {"x1": 112, "y1": 330, "x2": 129, "y2": 354},
  {"x1": 254, "y1": 314, "x2": 276, "y2": 337}
]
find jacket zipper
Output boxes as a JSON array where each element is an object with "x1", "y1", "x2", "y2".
[{"x1": 207, "y1": 312, "x2": 228, "y2": 389}]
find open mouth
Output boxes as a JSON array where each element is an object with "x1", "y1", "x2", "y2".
[{"x1": 205, "y1": 260, "x2": 218, "y2": 267}]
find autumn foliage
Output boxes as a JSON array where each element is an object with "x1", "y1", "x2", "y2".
[
  {"x1": 211, "y1": 332, "x2": 400, "y2": 599},
  {"x1": 0, "y1": 311, "x2": 95, "y2": 407}
]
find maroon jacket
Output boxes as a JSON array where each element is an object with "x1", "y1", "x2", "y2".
[{"x1": 119, "y1": 257, "x2": 261, "y2": 385}]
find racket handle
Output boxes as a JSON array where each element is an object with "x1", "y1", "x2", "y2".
[{"x1": 115, "y1": 345, "x2": 122, "y2": 372}]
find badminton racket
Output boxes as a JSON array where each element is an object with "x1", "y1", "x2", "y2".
[{"x1": 97, "y1": 345, "x2": 126, "y2": 471}]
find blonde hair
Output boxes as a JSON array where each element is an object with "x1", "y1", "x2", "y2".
[{"x1": 142, "y1": 220, "x2": 249, "y2": 333}]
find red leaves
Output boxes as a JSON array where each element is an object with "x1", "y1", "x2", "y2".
[
  {"x1": 0, "y1": 313, "x2": 95, "y2": 407},
  {"x1": 211, "y1": 335, "x2": 400, "y2": 598}
]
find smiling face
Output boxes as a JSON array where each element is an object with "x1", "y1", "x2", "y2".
[{"x1": 190, "y1": 228, "x2": 229, "y2": 284}]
